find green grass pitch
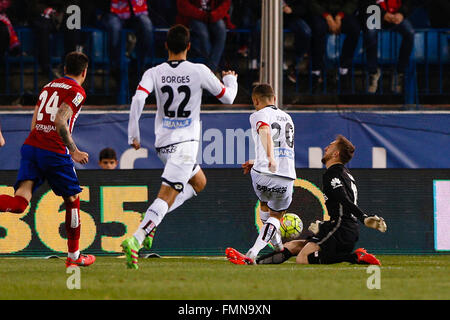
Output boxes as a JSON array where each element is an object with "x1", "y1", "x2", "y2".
[{"x1": 0, "y1": 255, "x2": 449, "y2": 300}]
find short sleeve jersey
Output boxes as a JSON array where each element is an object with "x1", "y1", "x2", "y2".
[
  {"x1": 24, "y1": 77, "x2": 86, "y2": 154},
  {"x1": 250, "y1": 106, "x2": 296, "y2": 180}
]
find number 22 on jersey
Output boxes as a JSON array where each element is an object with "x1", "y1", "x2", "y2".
[{"x1": 161, "y1": 85, "x2": 191, "y2": 118}]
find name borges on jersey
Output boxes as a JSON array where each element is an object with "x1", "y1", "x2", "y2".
[{"x1": 161, "y1": 75, "x2": 190, "y2": 84}]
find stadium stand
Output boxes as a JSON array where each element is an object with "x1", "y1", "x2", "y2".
[{"x1": 0, "y1": 1, "x2": 448, "y2": 108}]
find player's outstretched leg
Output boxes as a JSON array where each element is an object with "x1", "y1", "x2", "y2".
[
  {"x1": 140, "y1": 170, "x2": 205, "y2": 251},
  {"x1": 259, "y1": 207, "x2": 283, "y2": 252},
  {"x1": 122, "y1": 196, "x2": 170, "y2": 269},
  {"x1": 246, "y1": 216, "x2": 281, "y2": 261}
]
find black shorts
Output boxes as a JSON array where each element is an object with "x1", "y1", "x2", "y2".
[{"x1": 309, "y1": 220, "x2": 359, "y2": 255}]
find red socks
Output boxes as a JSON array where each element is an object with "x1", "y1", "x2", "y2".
[
  {"x1": 0, "y1": 195, "x2": 29, "y2": 213},
  {"x1": 65, "y1": 197, "x2": 81, "y2": 253}
]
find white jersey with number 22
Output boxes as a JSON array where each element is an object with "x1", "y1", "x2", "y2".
[{"x1": 128, "y1": 60, "x2": 238, "y2": 148}]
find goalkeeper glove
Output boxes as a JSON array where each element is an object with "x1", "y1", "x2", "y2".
[
  {"x1": 308, "y1": 220, "x2": 322, "y2": 235},
  {"x1": 364, "y1": 215, "x2": 387, "y2": 233}
]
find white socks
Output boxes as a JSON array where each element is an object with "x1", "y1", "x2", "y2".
[
  {"x1": 133, "y1": 184, "x2": 197, "y2": 245},
  {"x1": 68, "y1": 250, "x2": 80, "y2": 260},
  {"x1": 260, "y1": 210, "x2": 284, "y2": 252},
  {"x1": 134, "y1": 198, "x2": 169, "y2": 245},
  {"x1": 247, "y1": 217, "x2": 281, "y2": 260}
]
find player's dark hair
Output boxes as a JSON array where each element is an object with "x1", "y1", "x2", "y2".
[
  {"x1": 252, "y1": 83, "x2": 275, "y2": 99},
  {"x1": 99, "y1": 148, "x2": 117, "y2": 161},
  {"x1": 335, "y1": 135, "x2": 355, "y2": 164},
  {"x1": 166, "y1": 24, "x2": 190, "y2": 54},
  {"x1": 65, "y1": 51, "x2": 89, "y2": 76}
]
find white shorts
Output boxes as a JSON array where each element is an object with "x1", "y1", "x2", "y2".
[
  {"x1": 251, "y1": 169, "x2": 294, "y2": 212},
  {"x1": 157, "y1": 141, "x2": 200, "y2": 192}
]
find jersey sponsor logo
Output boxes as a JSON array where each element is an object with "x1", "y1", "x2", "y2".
[
  {"x1": 72, "y1": 92, "x2": 84, "y2": 107},
  {"x1": 330, "y1": 177, "x2": 343, "y2": 189},
  {"x1": 162, "y1": 117, "x2": 192, "y2": 129},
  {"x1": 256, "y1": 184, "x2": 287, "y2": 194},
  {"x1": 35, "y1": 124, "x2": 56, "y2": 133},
  {"x1": 274, "y1": 147, "x2": 294, "y2": 160},
  {"x1": 157, "y1": 145, "x2": 177, "y2": 154}
]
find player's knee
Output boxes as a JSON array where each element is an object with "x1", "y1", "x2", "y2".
[
  {"x1": 191, "y1": 172, "x2": 207, "y2": 193},
  {"x1": 195, "y1": 176, "x2": 207, "y2": 193},
  {"x1": 12, "y1": 196, "x2": 29, "y2": 213}
]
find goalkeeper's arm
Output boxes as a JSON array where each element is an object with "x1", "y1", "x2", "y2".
[{"x1": 329, "y1": 185, "x2": 387, "y2": 232}]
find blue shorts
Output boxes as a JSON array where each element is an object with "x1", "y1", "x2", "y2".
[{"x1": 15, "y1": 144, "x2": 82, "y2": 197}]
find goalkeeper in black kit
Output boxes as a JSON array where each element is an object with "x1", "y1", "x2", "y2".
[{"x1": 257, "y1": 135, "x2": 387, "y2": 266}]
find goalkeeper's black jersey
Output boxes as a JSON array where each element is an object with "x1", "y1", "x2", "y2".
[{"x1": 322, "y1": 164, "x2": 368, "y2": 225}]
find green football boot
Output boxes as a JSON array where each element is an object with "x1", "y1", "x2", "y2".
[
  {"x1": 143, "y1": 228, "x2": 156, "y2": 250},
  {"x1": 121, "y1": 236, "x2": 141, "y2": 269},
  {"x1": 140, "y1": 212, "x2": 156, "y2": 250}
]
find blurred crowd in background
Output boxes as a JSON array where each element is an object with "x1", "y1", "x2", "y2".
[{"x1": 0, "y1": 0, "x2": 449, "y2": 103}]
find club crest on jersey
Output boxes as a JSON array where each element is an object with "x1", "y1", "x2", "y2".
[
  {"x1": 331, "y1": 178, "x2": 343, "y2": 189},
  {"x1": 72, "y1": 92, "x2": 84, "y2": 107}
]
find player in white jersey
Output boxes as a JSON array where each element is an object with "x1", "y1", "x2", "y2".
[
  {"x1": 226, "y1": 84, "x2": 296, "y2": 265},
  {"x1": 122, "y1": 25, "x2": 238, "y2": 269}
]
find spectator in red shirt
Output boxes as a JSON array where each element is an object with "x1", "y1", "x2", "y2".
[
  {"x1": 102, "y1": 0, "x2": 154, "y2": 74},
  {"x1": 176, "y1": 0, "x2": 233, "y2": 72},
  {"x1": 362, "y1": 0, "x2": 415, "y2": 94},
  {"x1": 0, "y1": 0, "x2": 20, "y2": 60}
]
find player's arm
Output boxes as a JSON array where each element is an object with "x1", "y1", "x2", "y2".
[
  {"x1": 30, "y1": 103, "x2": 39, "y2": 131},
  {"x1": 325, "y1": 174, "x2": 386, "y2": 232},
  {"x1": 0, "y1": 126, "x2": 5, "y2": 147},
  {"x1": 128, "y1": 71, "x2": 153, "y2": 150},
  {"x1": 201, "y1": 65, "x2": 238, "y2": 105},
  {"x1": 242, "y1": 159, "x2": 254, "y2": 175},
  {"x1": 258, "y1": 124, "x2": 277, "y2": 173},
  {"x1": 54, "y1": 102, "x2": 89, "y2": 164}
]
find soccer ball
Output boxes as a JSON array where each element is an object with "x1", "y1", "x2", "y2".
[{"x1": 280, "y1": 213, "x2": 303, "y2": 242}]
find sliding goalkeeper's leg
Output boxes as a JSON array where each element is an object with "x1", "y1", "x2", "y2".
[{"x1": 256, "y1": 239, "x2": 306, "y2": 264}]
